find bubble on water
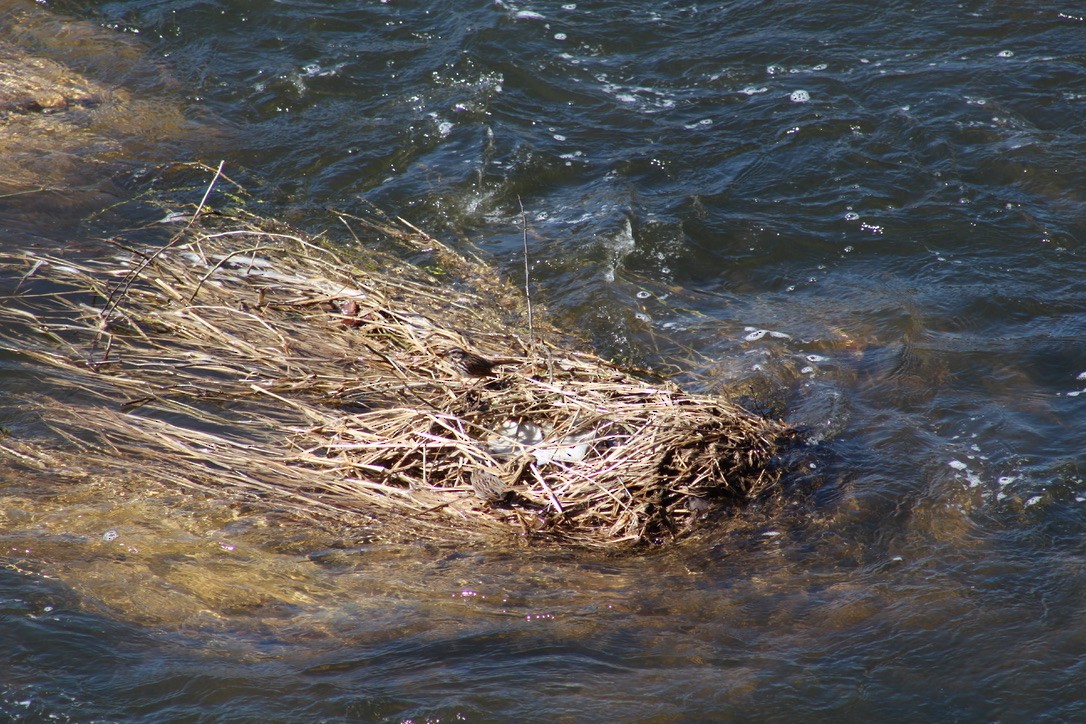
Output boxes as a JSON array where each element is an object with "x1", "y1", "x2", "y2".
[
  {"x1": 844, "y1": 211, "x2": 859, "y2": 221},
  {"x1": 515, "y1": 10, "x2": 545, "y2": 20},
  {"x1": 1025, "y1": 495, "x2": 1043, "y2": 507},
  {"x1": 806, "y1": 354, "x2": 828, "y2": 363},
  {"x1": 948, "y1": 459, "x2": 968, "y2": 471},
  {"x1": 102, "y1": 529, "x2": 119, "y2": 542},
  {"x1": 554, "y1": 32, "x2": 567, "y2": 40},
  {"x1": 768, "y1": 330, "x2": 791, "y2": 339},
  {"x1": 553, "y1": 133, "x2": 566, "y2": 141},
  {"x1": 600, "y1": 82, "x2": 677, "y2": 112},
  {"x1": 685, "y1": 118, "x2": 713, "y2": 129},
  {"x1": 562, "y1": 3, "x2": 577, "y2": 8},
  {"x1": 634, "y1": 312, "x2": 651, "y2": 322},
  {"x1": 745, "y1": 329, "x2": 767, "y2": 341},
  {"x1": 801, "y1": 366, "x2": 816, "y2": 375},
  {"x1": 789, "y1": 89, "x2": 810, "y2": 103},
  {"x1": 636, "y1": 290, "x2": 651, "y2": 299},
  {"x1": 998, "y1": 476, "x2": 1016, "y2": 486},
  {"x1": 997, "y1": 49, "x2": 1014, "y2": 58},
  {"x1": 812, "y1": 63, "x2": 828, "y2": 71},
  {"x1": 740, "y1": 86, "x2": 768, "y2": 95},
  {"x1": 766, "y1": 64, "x2": 786, "y2": 75}
]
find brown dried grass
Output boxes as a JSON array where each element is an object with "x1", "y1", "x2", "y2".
[{"x1": 0, "y1": 207, "x2": 792, "y2": 548}]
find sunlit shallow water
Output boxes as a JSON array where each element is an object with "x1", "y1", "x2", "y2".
[{"x1": 3, "y1": 0, "x2": 1086, "y2": 720}]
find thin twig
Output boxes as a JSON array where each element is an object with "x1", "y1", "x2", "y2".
[
  {"x1": 518, "y1": 195, "x2": 535, "y2": 350},
  {"x1": 93, "y1": 160, "x2": 227, "y2": 364}
]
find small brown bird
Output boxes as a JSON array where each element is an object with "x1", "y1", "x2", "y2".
[
  {"x1": 470, "y1": 469, "x2": 509, "y2": 503},
  {"x1": 443, "y1": 347, "x2": 518, "y2": 377}
]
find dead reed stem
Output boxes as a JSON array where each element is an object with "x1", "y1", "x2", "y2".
[{"x1": 0, "y1": 208, "x2": 792, "y2": 548}]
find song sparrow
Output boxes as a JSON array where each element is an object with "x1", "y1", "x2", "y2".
[
  {"x1": 443, "y1": 347, "x2": 518, "y2": 377},
  {"x1": 470, "y1": 468, "x2": 509, "y2": 503}
]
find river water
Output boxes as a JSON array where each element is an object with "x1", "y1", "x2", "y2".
[{"x1": 3, "y1": 0, "x2": 1086, "y2": 720}]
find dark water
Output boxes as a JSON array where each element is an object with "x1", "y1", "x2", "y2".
[{"x1": 4, "y1": 0, "x2": 1086, "y2": 720}]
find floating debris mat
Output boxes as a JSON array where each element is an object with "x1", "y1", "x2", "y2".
[{"x1": 0, "y1": 211, "x2": 792, "y2": 548}]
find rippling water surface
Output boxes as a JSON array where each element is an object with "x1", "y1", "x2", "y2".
[{"x1": 3, "y1": 0, "x2": 1086, "y2": 720}]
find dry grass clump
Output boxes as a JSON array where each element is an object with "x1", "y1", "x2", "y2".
[{"x1": 0, "y1": 207, "x2": 792, "y2": 548}]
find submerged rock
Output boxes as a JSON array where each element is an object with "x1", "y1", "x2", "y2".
[
  {"x1": 0, "y1": 45, "x2": 113, "y2": 115},
  {"x1": 0, "y1": 0, "x2": 214, "y2": 241}
]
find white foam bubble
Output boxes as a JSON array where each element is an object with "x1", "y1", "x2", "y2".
[{"x1": 789, "y1": 90, "x2": 810, "y2": 103}]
